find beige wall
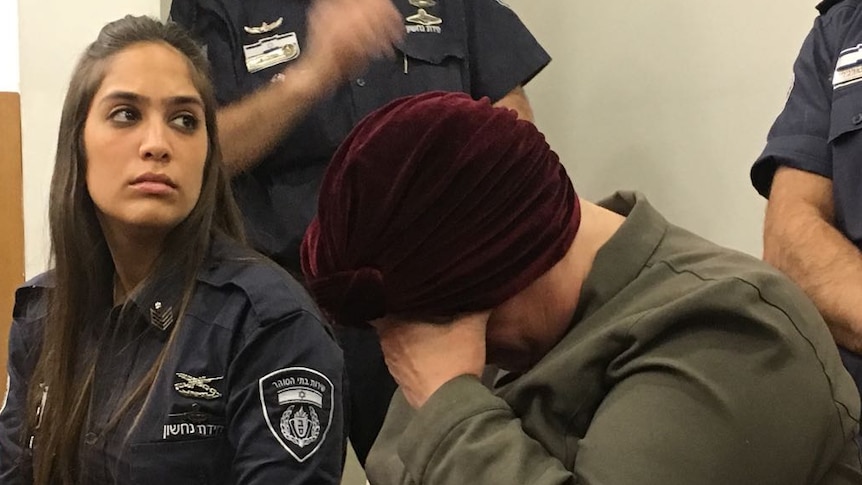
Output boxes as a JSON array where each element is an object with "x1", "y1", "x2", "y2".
[{"x1": 508, "y1": 0, "x2": 816, "y2": 256}]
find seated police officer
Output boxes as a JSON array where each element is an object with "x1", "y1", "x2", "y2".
[
  {"x1": 302, "y1": 92, "x2": 862, "y2": 485},
  {"x1": 0, "y1": 16, "x2": 345, "y2": 485}
]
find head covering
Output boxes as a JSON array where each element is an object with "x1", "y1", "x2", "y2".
[{"x1": 301, "y1": 91, "x2": 580, "y2": 326}]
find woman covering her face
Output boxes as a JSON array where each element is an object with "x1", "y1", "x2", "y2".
[{"x1": 0, "y1": 16, "x2": 345, "y2": 485}]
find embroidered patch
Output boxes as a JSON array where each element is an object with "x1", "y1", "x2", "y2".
[
  {"x1": 162, "y1": 406, "x2": 226, "y2": 441},
  {"x1": 174, "y1": 373, "x2": 223, "y2": 400},
  {"x1": 259, "y1": 367, "x2": 334, "y2": 462},
  {"x1": 834, "y1": 44, "x2": 862, "y2": 89}
]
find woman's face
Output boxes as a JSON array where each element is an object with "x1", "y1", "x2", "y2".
[{"x1": 83, "y1": 41, "x2": 207, "y2": 238}]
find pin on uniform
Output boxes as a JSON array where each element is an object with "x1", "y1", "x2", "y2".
[{"x1": 406, "y1": 0, "x2": 442, "y2": 27}]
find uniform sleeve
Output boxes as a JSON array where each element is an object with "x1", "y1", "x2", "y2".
[
  {"x1": 465, "y1": 0, "x2": 551, "y2": 101},
  {"x1": 366, "y1": 376, "x2": 577, "y2": 485},
  {"x1": 0, "y1": 320, "x2": 36, "y2": 485},
  {"x1": 750, "y1": 9, "x2": 847, "y2": 197},
  {"x1": 225, "y1": 310, "x2": 345, "y2": 485}
]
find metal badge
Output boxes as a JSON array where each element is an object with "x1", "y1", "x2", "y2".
[
  {"x1": 174, "y1": 373, "x2": 224, "y2": 400},
  {"x1": 406, "y1": 8, "x2": 442, "y2": 27},
  {"x1": 243, "y1": 32, "x2": 301, "y2": 73},
  {"x1": 149, "y1": 301, "x2": 175, "y2": 331},
  {"x1": 409, "y1": 0, "x2": 436, "y2": 7},
  {"x1": 244, "y1": 17, "x2": 284, "y2": 35}
]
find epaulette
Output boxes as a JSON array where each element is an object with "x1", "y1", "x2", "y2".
[
  {"x1": 818, "y1": 0, "x2": 861, "y2": 14},
  {"x1": 13, "y1": 272, "x2": 53, "y2": 319}
]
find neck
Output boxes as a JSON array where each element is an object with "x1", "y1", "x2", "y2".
[
  {"x1": 546, "y1": 199, "x2": 626, "y2": 331},
  {"x1": 565, "y1": 200, "x2": 626, "y2": 287},
  {"x1": 500, "y1": 198, "x2": 625, "y2": 372},
  {"x1": 101, "y1": 222, "x2": 166, "y2": 303}
]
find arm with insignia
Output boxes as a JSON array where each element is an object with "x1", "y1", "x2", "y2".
[
  {"x1": 212, "y1": 0, "x2": 403, "y2": 175},
  {"x1": 760, "y1": 11, "x2": 862, "y2": 352},
  {"x1": 225, "y1": 309, "x2": 345, "y2": 484}
]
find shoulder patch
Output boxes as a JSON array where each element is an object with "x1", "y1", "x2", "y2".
[{"x1": 258, "y1": 367, "x2": 334, "y2": 462}]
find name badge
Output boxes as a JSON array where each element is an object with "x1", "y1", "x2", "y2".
[{"x1": 243, "y1": 32, "x2": 300, "y2": 73}]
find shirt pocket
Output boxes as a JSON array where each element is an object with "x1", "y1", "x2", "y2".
[
  {"x1": 129, "y1": 437, "x2": 231, "y2": 485},
  {"x1": 394, "y1": 35, "x2": 468, "y2": 96}
]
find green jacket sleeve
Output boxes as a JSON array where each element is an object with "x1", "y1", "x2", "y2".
[
  {"x1": 366, "y1": 375, "x2": 577, "y2": 485},
  {"x1": 365, "y1": 311, "x2": 861, "y2": 485}
]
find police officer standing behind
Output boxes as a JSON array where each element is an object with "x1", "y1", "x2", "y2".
[
  {"x1": 169, "y1": 0, "x2": 551, "y2": 462},
  {"x1": 751, "y1": 0, "x2": 862, "y2": 418}
]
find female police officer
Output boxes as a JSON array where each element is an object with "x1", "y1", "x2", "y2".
[{"x1": 0, "y1": 16, "x2": 344, "y2": 485}]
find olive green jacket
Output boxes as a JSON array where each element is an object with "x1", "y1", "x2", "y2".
[{"x1": 366, "y1": 192, "x2": 862, "y2": 485}]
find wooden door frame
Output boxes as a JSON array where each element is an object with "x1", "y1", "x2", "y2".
[{"x1": 0, "y1": 92, "x2": 25, "y2": 396}]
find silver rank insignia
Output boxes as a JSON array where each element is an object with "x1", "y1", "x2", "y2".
[
  {"x1": 406, "y1": 9, "x2": 442, "y2": 27},
  {"x1": 174, "y1": 373, "x2": 224, "y2": 400},
  {"x1": 149, "y1": 301, "x2": 174, "y2": 331},
  {"x1": 244, "y1": 17, "x2": 283, "y2": 35},
  {"x1": 259, "y1": 367, "x2": 334, "y2": 462}
]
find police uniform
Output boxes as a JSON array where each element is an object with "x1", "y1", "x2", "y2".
[
  {"x1": 750, "y1": 0, "x2": 862, "y2": 409},
  {"x1": 169, "y1": 0, "x2": 551, "y2": 463},
  {"x1": 367, "y1": 192, "x2": 862, "y2": 485},
  {"x1": 0, "y1": 236, "x2": 345, "y2": 484}
]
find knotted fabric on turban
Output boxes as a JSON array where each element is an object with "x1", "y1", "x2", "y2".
[{"x1": 301, "y1": 91, "x2": 580, "y2": 327}]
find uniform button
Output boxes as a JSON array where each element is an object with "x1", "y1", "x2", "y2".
[
  {"x1": 84, "y1": 432, "x2": 98, "y2": 445},
  {"x1": 355, "y1": 78, "x2": 367, "y2": 87},
  {"x1": 853, "y1": 113, "x2": 862, "y2": 125}
]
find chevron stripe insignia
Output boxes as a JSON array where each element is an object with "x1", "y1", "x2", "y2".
[{"x1": 150, "y1": 304, "x2": 175, "y2": 331}]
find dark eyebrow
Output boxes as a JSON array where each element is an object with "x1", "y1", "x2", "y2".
[{"x1": 99, "y1": 91, "x2": 205, "y2": 110}]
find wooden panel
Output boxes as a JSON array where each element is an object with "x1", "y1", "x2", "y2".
[{"x1": 0, "y1": 92, "x2": 25, "y2": 395}]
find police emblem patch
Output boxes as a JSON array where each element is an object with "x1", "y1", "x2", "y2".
[{"x1": 259, "y1": 367, "x2": 334, "y2": 462}]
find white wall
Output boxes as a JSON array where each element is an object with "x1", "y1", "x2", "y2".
[
  {"x1": 0, "y1": 0, "x2": 19, "y2": 92},
  {"x1": 19, "y1": 0, "x2": 161, "y2": 277},
  {"x1": 507, "y1": 0, "x2": 816, "y2": 256}
]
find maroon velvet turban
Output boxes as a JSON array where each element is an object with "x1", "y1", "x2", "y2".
[{"x1": 301, "y1": 91, "x2": 580, "y2": 327}]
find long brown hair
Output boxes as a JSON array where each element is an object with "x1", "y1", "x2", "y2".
[{"x1": 25, "y1": 15, "x2": 244, "y2": 484}]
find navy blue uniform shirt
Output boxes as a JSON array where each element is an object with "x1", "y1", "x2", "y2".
[
  {"x1": 0, "y1": 236, "x2": 346, "y2": 484},
  {"x1": 750, "y1": 0, "x2": 862, "y2": 410},
  {"x1": 170, "y1": 0, "x2": 551, "y2": 271}
]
